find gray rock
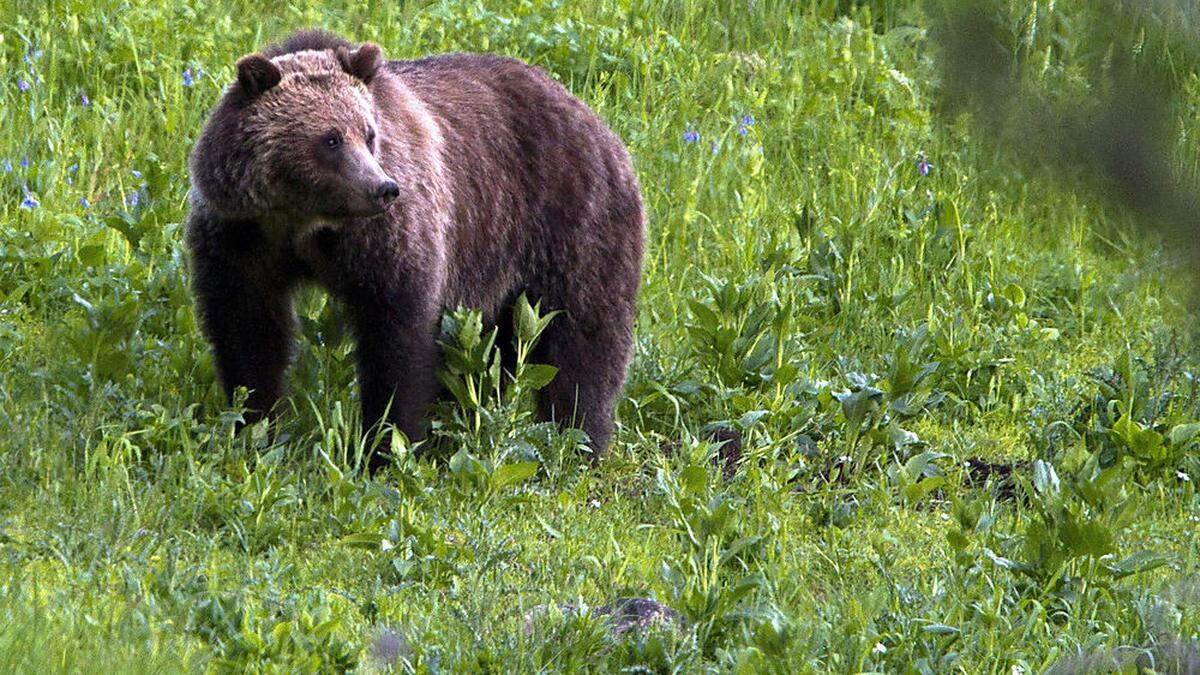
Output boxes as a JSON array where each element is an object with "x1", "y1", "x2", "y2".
[
  {"x1": 522, "y1": 597, "x2": 682, "y2": 639},
  {"x1": 595, "y1": 597, "x2": 682, "y2": 636}
]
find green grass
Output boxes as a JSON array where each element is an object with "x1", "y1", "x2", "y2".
[{"x1": 3, "y1": 0, "x2": 1200, "y2": 672}]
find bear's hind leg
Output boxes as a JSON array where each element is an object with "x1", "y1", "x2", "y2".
[{"x1": 534, "y1": 305, "x2": 634, "y2": 457}]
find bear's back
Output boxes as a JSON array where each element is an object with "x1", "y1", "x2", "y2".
[
  {"x1": 386, "y1": 53, "x2": 608, "y2": 143},
  {"x1": 381, "y1": 52, "x2": 640, "y2": 316}
]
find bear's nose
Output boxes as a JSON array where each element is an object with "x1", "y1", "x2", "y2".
[{"x1": 374, "y1": 179, "x2": 400, "y2": 203}]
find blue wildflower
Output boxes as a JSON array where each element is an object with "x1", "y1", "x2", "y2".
[
  {"x1": 742, "y1": 114, "x2": 755, "y2": 126},
  {"x1": 710, "y1": 141, "x2": 719, "y2": 154},
  {"x1": 68, "y1": 163, "x2": 78, "y2": 173},
  {"x1": 126, "y1": 190, "x2": 140, "y2": 208},
  {"x1": 20, "y1": 157, "x2": 29, "y2": 169},
  {"x1": 79, "y1": 196, "x2": 90, "y2": 209},
  {"x1": 17, "y1": 78, "x2": 30, "y2": 92},
  {"x1": 182, "y1": 69, "x2": 195, "y2": 87},
  {"x1": 683, "y1": 130, "x2": 700, "y2": 143},
  {"x1": 917, "y1": 156, "x2": 933, "y2": 176},
  {"x1": 2, "y1": 160, "x2": 11, "y2": 173},
  {"x1": 131, "y1": 169, "x2": 142, "y2": 179},
  {"x1": 23, "y1": 50, "x2": 43, "y2": 64},
  {"x1": 737, "y1": 124, "x2": 749, "y2": 136},
  {"x1": 20, "y1": 186, "x2": 38, "y2": 209},
  {"x1": 80, "y1": 92, "x2": 90, "y2": 106}
]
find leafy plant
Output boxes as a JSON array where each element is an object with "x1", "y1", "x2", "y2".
[
  {"x1": 987, "y1": 455, "x2": 1170, "y2": 598},
  {"x1": 685, "y1": 273, "x2": 800, "y2": 392},
  {"x1": 432, "y1": 293, "x2": 586, "y2": 485},
  {"x1": 654, "y1": 452, "x2": 780, "y2": 655},
  {"x1": 210, "y1": 592, "x2": 360, "y2": 672}
]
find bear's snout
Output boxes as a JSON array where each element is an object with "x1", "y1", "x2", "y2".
[{"x1": 374, "y1": 179, "x2": 400, "y2": 204}]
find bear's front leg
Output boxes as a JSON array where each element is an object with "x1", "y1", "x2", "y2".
[
  {"x1": 189, "y1": 228, "x2": 297, "y2": 427},
  {"x1": 349, "y1": 299, "x2": 442, "y2": 466}
]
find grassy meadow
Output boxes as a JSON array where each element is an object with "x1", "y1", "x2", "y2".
[{"x1": 3, "y1": 0, "x2": 1200, "y2": 671}]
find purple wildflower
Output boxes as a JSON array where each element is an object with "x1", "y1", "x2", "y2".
[
  {"x1": 683, "y1": 130, "x2": 700, "y2": 143},
  {"x1": 126, "y1": 190, "x2": 140, "y2": 208},
  {"x1": 710, "y1": 140, "x2": 719, "y2": 154},
  {"x1": 737, "y1": 124, "x2": 749, "y2": 136},
  {"x1": 20, "y1": 157, "x2": 29, "y2": 169},
  {"x1": 20, "y1": 186, "x2": 38, "y2": 209},
  {"x1": 17, "y1": 78, "x2": 31, "y2": 92},
  {"x1": 371, "y1": 628, "x2": 410, "y2": 665},
  {"x1": 741, "y1": 114, "x2": 755, "y2": 127},
  {"x1": 182, "y1": 69, "x2": 195, "y2": 87},
  {"x1": 917, "y1": 156, "x2": 933, "y2": 176},
  {"x1": 80, "y1": 92, "x2": 90, "y2": 106}
]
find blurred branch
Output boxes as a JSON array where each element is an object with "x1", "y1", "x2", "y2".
[{"x1": 931, "y1": 0, "x2": 1200, "y2": 265}]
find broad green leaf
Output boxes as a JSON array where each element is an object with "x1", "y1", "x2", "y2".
[
  {"x1": 520, "y1": 364, "x2": 558, "y2": 390},
  {"x1": 493, "y1": 461, "x2": 540, "y2": 490},
  {"x1": 738, "y1": 410, "x2": 770, "y2": 428},
  {"x1": 688, "y1": 300, "x2": 720, "y2": 332},
  {"x1": 515, "y1": 292, "x2": 540, "y2": 343},
  {"x1": 680, "y1": 464, "x2": 708, "y2": 495},
  {"x1": 339, "y1": 532, "x2": 386, "y2": 550},
  {"x1": 1168, "y1": 423, "x2": 1200, "y2": 447},
  {"x1": 77, "y1": 244, "x2": 105, "y2": 267},
  {"x1": 1105, "y1": 550, "x2": 1172, "y2": 579},
  {"x1": 835, "y1": 387, "x2": 884, "y2": 435},
  {"x1": 1001, "y1": 283, "x2": 1026, "y2": 308},
  {"x1": 903, "y1": 475, "x2": 944, "y2": 503}
]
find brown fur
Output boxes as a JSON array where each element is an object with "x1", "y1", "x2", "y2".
[{"x1": 187, "y1": 30, "x2": 644, "y2": 466}]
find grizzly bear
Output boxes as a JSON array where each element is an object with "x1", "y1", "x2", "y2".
[{"x1": 187, "y1": 30, "x2": 644, "y2": 465}]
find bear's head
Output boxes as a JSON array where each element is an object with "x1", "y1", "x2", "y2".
[{"x1": 190, "y1": 41, "x2": 400, "y2": 222}]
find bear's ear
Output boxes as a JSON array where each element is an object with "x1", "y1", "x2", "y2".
[
  {"x1": 236, "y1": 54, "x2": 282, "y2": 98},
  {"x1": 339, "y1": 43, "x2": 384, "y2": 84}
]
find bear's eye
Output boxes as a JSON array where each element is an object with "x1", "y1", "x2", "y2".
[
  {"x1": 323, "y1": 133, "x2": 343, "y2": 149},
  {"x1": 366, "y1": 128, "x2": 376, "y2": 145}
]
